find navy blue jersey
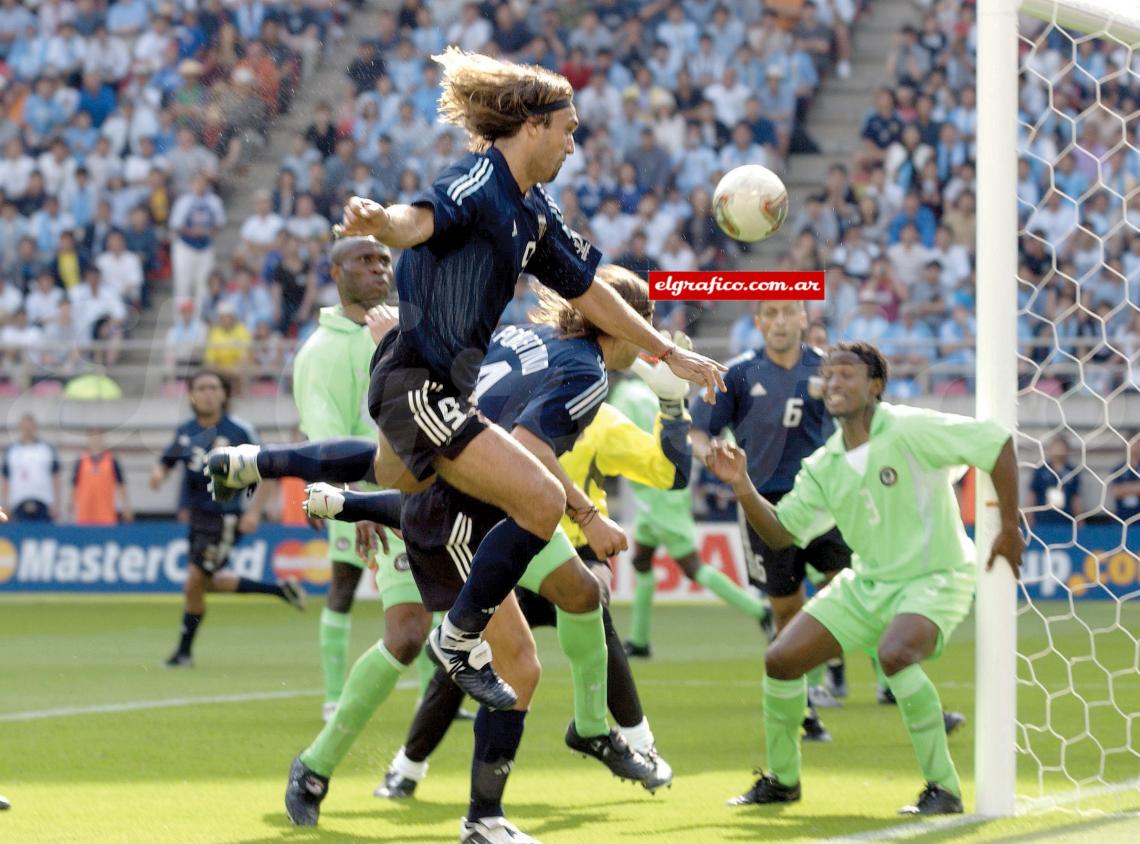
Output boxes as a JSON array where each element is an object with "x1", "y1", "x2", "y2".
[
  {"x1": 472, "y1": 323, "x2": 608, "y2": 457},
  {"x1": 397, "y1": 146, "x2": 602, "y2": 392},
  {"x1": 1029, "y1": 463, "x2": 1081, "y2": 525},
  {"x1": 1110, "y1": 463, "x2": 1140, "y2": 522},
  {"x1": 160, "y1": 416, "x2": 259, "y2": 513},
  {"x1": 691, "y1": 345, "x2": 833, "y2": 495}
]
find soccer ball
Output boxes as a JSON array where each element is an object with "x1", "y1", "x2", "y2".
[{"x1": 712, "y1": 164, "x2": 789, "y2": 242}]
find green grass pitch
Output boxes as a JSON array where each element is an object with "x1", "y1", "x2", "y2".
[{"x1": 1, "y1": 596, "x2": 1137, "y2": 843}]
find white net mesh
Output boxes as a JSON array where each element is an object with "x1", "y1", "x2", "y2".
[{"x1": 1014, "y1": 2, "x2": 1140, "y2": 814}]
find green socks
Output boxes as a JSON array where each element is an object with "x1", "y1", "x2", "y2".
[
  {"x1": 694, "y1": 564, "x2": 768, "y2": 620},
  {"x1": 556, "y1": 606, "x2": 609, "y2": 737},
  {"x1": 319, "y1": 608, "x2": 351, "y2": 705},
  {"x1": 887, "y1": 665, "x2": 961, "y2": 796},
  {"x1": 763, "y1": 674, "x2": 806, "y2": 787},
  {"x1": 301, "y1": 641, "x2": 405, "y2": 777},
  {"x1": 872, "y1": 653, "x2": 890, "y2": 691},
  {"x1": 629, "y1": 570, "x2": 655, "y2": 648}
]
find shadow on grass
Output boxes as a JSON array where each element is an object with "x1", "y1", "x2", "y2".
[{"x1": 244, "y1": 799, "x2": 620, "y2": 843}]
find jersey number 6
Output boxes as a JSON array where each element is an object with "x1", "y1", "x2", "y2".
[{"x1": 782, "y1": 398, "x2": 803, "y2": 428}]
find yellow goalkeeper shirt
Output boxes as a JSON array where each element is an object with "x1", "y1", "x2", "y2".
[{"x1": 558, "y1": 402, "x2": 681, "y2": 548}]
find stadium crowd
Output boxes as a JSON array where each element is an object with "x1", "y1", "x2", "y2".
[
  {"x1": 1, "y1": 0, "x2": 1136, "y2": 401},
  {"x1": 0, "y1": 0, "x2": 343, "y2": 391}
]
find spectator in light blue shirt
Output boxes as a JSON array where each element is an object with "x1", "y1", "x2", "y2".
[
  {"x1": 708, "y1": 5, "x2": 746, "y2": 56},
  {"x1": 225, "y1": 268, "x2": 275, "y2": 331},
  {"x1": 888, "y1": 191, "x2": 937, "y2": 246},
  {"x1": 841, "y1": 290, "x2": 890, "y2": 344},
  {"x1": 0, "y1": 0, "x2": 35, "y2": 60},
  {"x1": 8, "y1": 24, "x2": 48, "y2": 81},
  {"x1": 411, "y1": 64, "x2": 441, "y2": 124},
  {"x1": 387, "y1": 39, "x2": 423, "y2": 95},
  {"x1": 23, "y1": 78, "x2": 68, "y2": 143},
  {"x1": 674, "y1": 122, "x2": 719, "y2": 194},
  {"x1": 881, "y1": 303, "x2": 934, "y2": 399},
  {"x1": 106, "y1": 0, "x2": 149, "y2": 39},
  {"x1": 729, "y1": 309, "x2": 763, "y2": 356},
  {"x1": 646, "y1": 41, "x2": 680, "y2": 90}
]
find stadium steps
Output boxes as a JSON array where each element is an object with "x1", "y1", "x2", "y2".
[{"x1": 698, "y1": 0, "x2": 919, "y2": 358}]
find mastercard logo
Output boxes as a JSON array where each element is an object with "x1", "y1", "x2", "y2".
[
  {"x1": 272, "y1": 539, "x2": 332, "y2": 586},
  {"x1": 0, "y1": 538, "x2": 16, "y2": 584}
]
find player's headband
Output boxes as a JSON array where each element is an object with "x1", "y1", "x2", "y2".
[{"x1": 529, "y1": 98, "x2": 572, "y2": 115}]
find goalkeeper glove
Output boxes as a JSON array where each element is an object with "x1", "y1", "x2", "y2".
[{"x1": 630, "y1": 331, "x2": 693, "y2": 418}]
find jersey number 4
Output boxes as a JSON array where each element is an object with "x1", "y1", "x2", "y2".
[{"x1": 782, "y1": 398, "x2": 803, "y2": 428}]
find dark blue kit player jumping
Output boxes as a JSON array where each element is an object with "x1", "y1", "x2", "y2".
[{"x1": 206, "y1": 48, "x2": 726, "y2": 713}]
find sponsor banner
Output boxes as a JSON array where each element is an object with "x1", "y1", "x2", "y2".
[
  {"x1": 0, "y1": 522, "x2": 1134, "y2": 600},
  {"x1": 648, "y1": 271, "x2": 825, "y2": 301},
  {"x1": 0, "y1": 523, "x2": 364, "y2": 597}
]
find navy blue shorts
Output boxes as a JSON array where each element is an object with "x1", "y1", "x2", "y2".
[
  {"x1": 740, "y1": 491, "x2": 851, "y2": 597},
  {"x1": 400, "y1": 480, "x2": 504, "y2": 611},
  {"x1": 188, "y1": 509, "x2": 242, "y2": 574},
  {"x1": 367, "y1": 332, "x2": 488, "y2": 482}
]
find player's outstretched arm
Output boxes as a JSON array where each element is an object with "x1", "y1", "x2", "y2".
[
  {"x1": 336, "y1": 197, "x2": 435, "y2": 248},
  {"x1": 985, "y1": 438, "x2": 1024, "y2": 578},
  {"x1": 705, "y1": 440, "x2": 796, "y2": 550},
  {"x1": 569, "y1": 282, "x2": 727, "y2": 402},
  {"x1": 513, "y1": 426, "x2": 629, "y2": 559}
]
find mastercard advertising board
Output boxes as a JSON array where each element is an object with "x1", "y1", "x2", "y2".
[{"x1": 0, "y1": 522, "x2": 1133, "y2": 601}]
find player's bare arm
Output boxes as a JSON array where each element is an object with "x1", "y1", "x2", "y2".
[
  {"x1": 985, "y1": 437, "x2": 1024, "y2": 578},
  {"x1": 705, "y1": 440, "x2": 797, "y2": 550},
  {"x1": 569, "y1": 281, "x2": 727, "y2": 402},
  {"x1": 337, "y1": 199, "x2": 435, "y2": 248},
  {"x1": 512, "y1": 426, "x2": 628, "y2": 559}
]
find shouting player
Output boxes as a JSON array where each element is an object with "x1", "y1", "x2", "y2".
[
  {"x1": 206, "y1": 48, "x2": 725, "y2": 711},
  {"x1": 150, "y1": 370, "x2": 304, "y2": 667},
  {"x1": 706, "y1": 342, "x2": 1022, "y2": 814}
]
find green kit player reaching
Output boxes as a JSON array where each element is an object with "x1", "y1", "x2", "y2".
[{"x1": 705, "y1": 342, "x2": 1023, "y2": 814}]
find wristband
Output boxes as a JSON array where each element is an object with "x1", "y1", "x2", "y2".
[
  {"x1": 657, "y1": 344, "x2": 676, "y2": 363},
  {"x1": 566, "y1": 502, "x2": 598, "y2": 527}
]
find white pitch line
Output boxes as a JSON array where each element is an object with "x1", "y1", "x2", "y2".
[
  {"x1": 825, "y1": 777, "x2": 1140, "y2": 842},
  {"x1": 823, "y1": 815, "x2": 987, "y2": 842},
  {"x1": 0, "y1": 680, "x2": 419, "y2": 723}
]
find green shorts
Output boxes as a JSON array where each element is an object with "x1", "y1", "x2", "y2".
[
  {"x1": 632, "y1": 490, "x2": 697, "y2": 559},
  {"x1": 804, "y1": 566, "x2": 976, "y2": 659},
  {"x1": 370, "y1": 533, "x2": 422, "y2": 609},
  {"x1": 517, "y1": 526, "x2": 577, "y2": 594}
]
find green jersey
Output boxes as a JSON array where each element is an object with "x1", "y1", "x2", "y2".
[
  {"x1": 776, "y1": 402, "x2": 1009, "y2": 582},
  {"x1": 608, "y1": 377, "x2": 693, "y2": 525},
  {"x1": 292, "y1": 307, "x2": 375, "y2": 440}
]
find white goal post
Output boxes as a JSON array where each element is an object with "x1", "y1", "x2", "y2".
[{"x1": 976, "y1": 0, "x2": 1140, "y2": 818}]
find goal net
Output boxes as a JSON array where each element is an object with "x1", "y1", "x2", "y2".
[{"x1": 976, "y1": 0, "x2": 1140, "y2": 817}]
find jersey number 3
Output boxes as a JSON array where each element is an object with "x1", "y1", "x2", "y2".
[{"x1": 782, "y1": 398, "x2": 803, "y2": 428}]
